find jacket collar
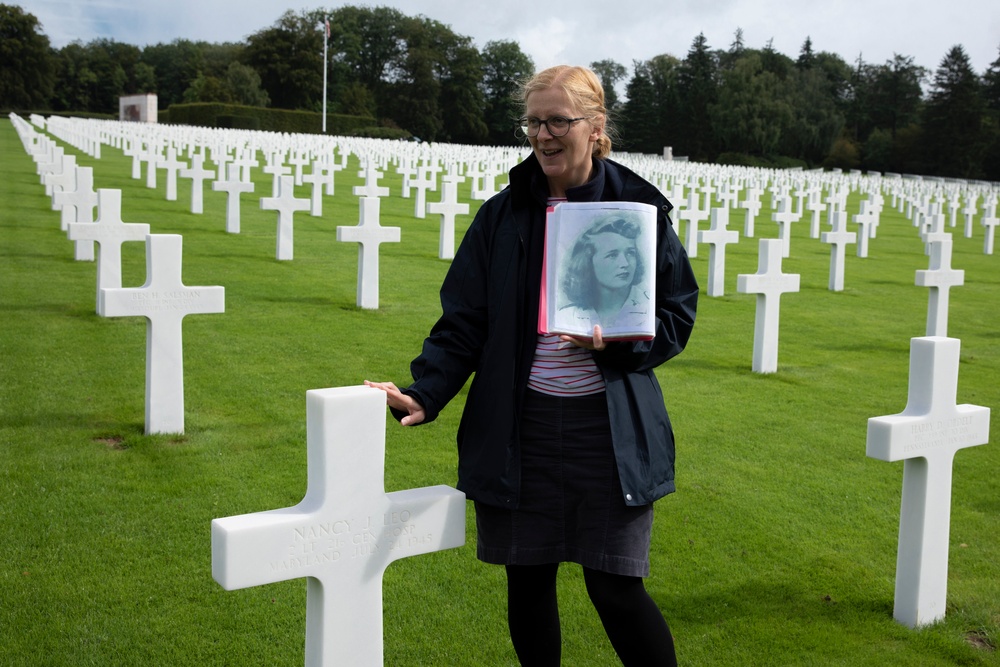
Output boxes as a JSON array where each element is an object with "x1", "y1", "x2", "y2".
[{"x1": 510, "y1": 152, "x2": 611, "y2": 207}]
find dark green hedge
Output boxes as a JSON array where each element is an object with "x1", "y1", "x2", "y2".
[{"x1": 162, "y1": 103, "x2": 379, "y2": 136}]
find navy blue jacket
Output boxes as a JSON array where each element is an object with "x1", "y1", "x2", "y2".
[{"x1": 399, "y1": 153, "x2": 698, "y2": 508}]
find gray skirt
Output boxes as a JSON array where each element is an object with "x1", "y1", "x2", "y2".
[{"x1": 475, "y1": 389, "x2": 654, "y2": 577}]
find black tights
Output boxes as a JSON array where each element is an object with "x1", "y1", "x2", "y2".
[{"x1": 505, "y1": 563, "x2": 677, "y2": 666}]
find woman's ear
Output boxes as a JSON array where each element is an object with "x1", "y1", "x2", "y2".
[{"x1": 590, "y1": 118, "x2": 604, "y2": 142}]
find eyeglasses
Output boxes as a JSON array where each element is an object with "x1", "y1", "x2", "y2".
[{"x1": 517, "y1": 116, "x2": 587, "y2": 138}]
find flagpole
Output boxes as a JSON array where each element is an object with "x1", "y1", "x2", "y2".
[{"x1": 322, "y1": 15, "x2": 329, "y2": 134}]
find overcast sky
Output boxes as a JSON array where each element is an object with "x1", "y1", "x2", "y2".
[{"x1": 20, "y1": 0, "x2": 1000, "y2": 79}]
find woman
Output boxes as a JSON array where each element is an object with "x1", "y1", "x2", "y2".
[
  {"x1": 558, "y1": 214, "x2": 652, "y2": 333},
  {"x1": 366, "y1": 65, "x2": 698, "y2": 666}
]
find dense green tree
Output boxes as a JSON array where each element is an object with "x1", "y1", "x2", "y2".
[
  {"x1": 51, "y1": 39, "x2": 135, "y2": 113},
  {"x1": 710, "y1": 52, "x2": 792, "y2": 157},
  {"x1": 645, "y1": 54, "x2": 682, "y2": 155},
  {"x1": 784, "y1": 51, "x2": 849, "y2": 163},
  {"x1": 383, "y1": 16, "x2": 445, "y2": 140},
  {"x1": 620, "y1": 61, "x2": 657, "y2": 153},
  {"x1": 590, "y1": 59, "x2": 626, "y2": 112},
  {"x1": 314, "y1": 5, "x2": 407, "y2": 117},
  {"x1": 322, "y1": 6, "x2": 405, "y2": 91},
  {"x1": 0, "y1": 4, "x2": 56, "y2": 109},
  {"x1": 438, "y1": 35, "x2": 487, "y2": 144},
  {"x1": 140, "y1": 39, "x2": 205, "y2": 108},
  {"x1": 618, "y1": 54, "x2": 684, "y2": 155},
  {"x1": 981, "y1": 46, "x2": 1000, "y2": 180},
  {"x1": 245, "y1": 10, "x2": 322, "y2": 110},
  {"x1": 224, "y1": 61, "x2": 269, "y2": 107},
  {"x1": 797, "y1": 36, "x2": 816, "y2": 70},
  {"x1": 481, "y1": 40, "x2": 534, "y2": 146},
  {"x1": 676, "y1": 33, "x2": 718, "y2": 161},
  {"x1": 922, "y1": 45, "x2": 987, "y2": 178},
  {"x1": 869, "y1": 55, "x2": 926, "y2": 140},
  {"x1": 786, "y1": 65, "x2": 845, "y2": 163},
  {"x1": 182, "y1": 74, "x2": 232, "y2": 103},
  {"x1": 984, "y1": 45, "x2": 1000, "y2": 113}
]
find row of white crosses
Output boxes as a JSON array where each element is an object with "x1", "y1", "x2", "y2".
[
  {"x1": 16, "y1": 115, "x2": 226, "y2": 436},
  {"x1": 99, "y1": 118, "x2": 509, "y2": 306},
  {"x1": 620, "y1": 156, "x2": 994, "y2": 631},
  {"x1": 15, "y1": 113, "x2": 995, "y2": 653},
  {"x1": 15, "y1": 115, "x2": 468, "y2": 665}
]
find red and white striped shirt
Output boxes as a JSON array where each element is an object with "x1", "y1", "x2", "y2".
[{"x1": 528, "y1": 334, "x2": 606, "y2": 396}]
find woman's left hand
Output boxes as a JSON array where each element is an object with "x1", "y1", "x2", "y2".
[{"x1": 560, "y1": 325, "x2": 606, "y2": 351}]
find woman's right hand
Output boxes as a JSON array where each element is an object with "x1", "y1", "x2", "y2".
[{"x1": 363, "y1": 380, "x2": 426, "y2": 426}]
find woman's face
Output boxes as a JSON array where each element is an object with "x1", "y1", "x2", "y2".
[
  {"x1": 525, "y1": 86, "x2": 601, "y2": 198},
  {"x1": 591, "y1": 232, "x2": 637, "y2": 291}
]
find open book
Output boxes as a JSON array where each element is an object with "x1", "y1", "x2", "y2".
[{"x1": 538, "y1": 201, "x2": 657, "y2": 341}]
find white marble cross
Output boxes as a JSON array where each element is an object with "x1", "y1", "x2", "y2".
[
  {"x1": 100, "y1": 234, "x2": 225, "y2": 435},
  {"x1": 410, "y1": 167, "x2": 436, "y2": 220},
  {"x1": 698, "y1": 207, "x2": 739, "y2": 297},
  {"x1": 355, "y1": 166, "x2": 390, "y2": 200},
  {"x1": 67, "y1": 189, "x2": 150, "y2": 312},
  {"x1": 915, "y1": 238, "x2": 964, "y2": 337},
  {"x1": 179, "y1": 152, "x2": 215, "y2": 214},
  {"x1": 736, "y1": 239, "x2": 801, "y2": 373},
  {"x1": 264, "y1": 159, "x2": 293, "y2": 197},
  {"x1": 212, "y1": 385, "x2": 466, "y2": 666},
  {"x1": 866, "y1": 336, "x2": 990, "y2": 628},
  {"x1": 679, "y1": 190, "x2": 710, "y2": 258},
  {"x1": 53, "y1": 166, "x2": 99, "y2": 260},
  {"x1": 740, "y1": 186, "x2": 763, "y2": 237},
  {"x1": 981, "y1": 211, "x2": 998, "y2": 256},
  {"x1": 42, "y1": 153, "x2": 76, "y2": 205},
  {"x1": 806, "y1": 187, "x2": 825, "y2": 238},
  {"x1": 338, "y1": 171, "x2": 400, "y2": 309},
  {"x1": 852, "y1": 199, "x2": 878, "y2": 258},
  {"x1": 772, "y1": 195, "x2": 798, "y2": 258},
  {"x1": 302, "y1": 163, "x2": 327, "y2": 217},
  {"x1": 820, "y1": 210, "x2": 857, "y2": 292},
  {"x1": 961, "y1": 194, "x2": 979, "y2": 238},
  {"x1": 212, "y1": 164, "x2": 255, "y2": 234},
  {"x1": 261, "y1": 176, "x2": 311, "y2": 261},
  {"x1": 160, "y1": 146, "x2": 187, "y2": 201},
  {"x1": 426, "y1": 174, "x2": 469, "y2": 260}
]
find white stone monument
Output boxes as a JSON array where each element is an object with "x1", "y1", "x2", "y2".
[
  {"x1": 212, "y1": 385, "x2": 466, "y2": 667},
  {"x1": 100, "y1": 234, "x2": 225, "y2": 435},
  {"x1": 119, "y1": 94, "x2": 158, "y2": 123},
  {"x1": 866, "y1": 336, "x2": 990, "y2": 628},
  {"x1": 736, "y1": 239, "x2": 801, "y2": 373}
]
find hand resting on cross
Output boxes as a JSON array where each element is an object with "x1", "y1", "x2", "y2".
[{"x1": 363, "y1": 380, "x2": 426, "y2": 426}]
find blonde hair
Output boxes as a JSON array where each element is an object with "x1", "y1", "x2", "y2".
[{"x1": 521, "y1": 65, "x2": 614, "y2": 159}]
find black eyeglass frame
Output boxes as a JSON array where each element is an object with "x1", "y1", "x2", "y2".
[{"x1": 516, "y1": 116, "x2": 588, "y2": 138}]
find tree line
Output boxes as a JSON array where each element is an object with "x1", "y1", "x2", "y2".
[{"x1": 2, "y1": 3, "x2": 998, "y2": 180}]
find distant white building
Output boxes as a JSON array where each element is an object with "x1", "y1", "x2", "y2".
[{"x1": 119, "y1": 94, "x2": 158, "y2": 123}]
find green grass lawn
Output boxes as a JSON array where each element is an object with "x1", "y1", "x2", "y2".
[{"x1": 1, "y1": 117, "x2": 998, "y2": 666}]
